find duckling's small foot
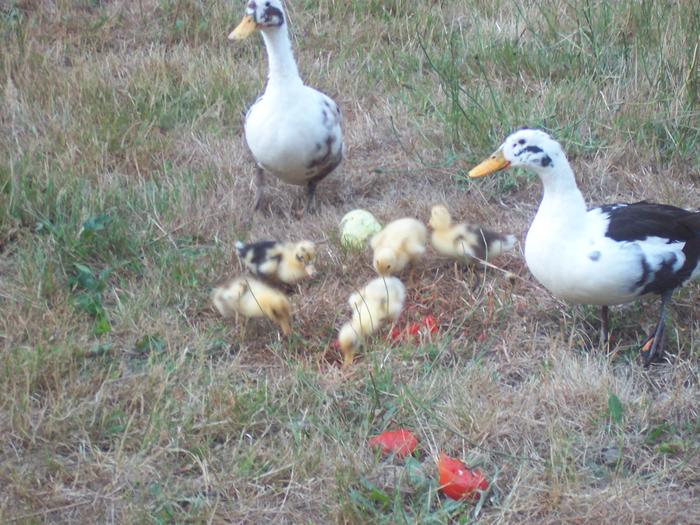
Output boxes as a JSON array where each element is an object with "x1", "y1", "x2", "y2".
[
  {"x1": 238, "y1": 318, "x2": 248, "y2": 341},
  {"x1": 342, "y1": 349, "x2": 354, "y2": 368},
  {"x1": 467, "y1": 266, "x2": 484, "y2": 293},
  {"x1": 406, "y1": 264, "x2": 418, "y2": 288}
]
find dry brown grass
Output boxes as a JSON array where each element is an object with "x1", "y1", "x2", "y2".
[{"x1": 1, "y1": 0, "x2": 700, "y2": 523}]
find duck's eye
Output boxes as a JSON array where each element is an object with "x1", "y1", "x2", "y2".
[{"x1": 518, "y1": 139, "x2": 526, "y2": 145}]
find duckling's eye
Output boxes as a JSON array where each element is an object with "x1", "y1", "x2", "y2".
[
  {"x1": 296, "y1": 254, "x2": 303, "y2": 262},
  {"x1": 518, "y1": 139, "x2": 526, "y2": 145}
]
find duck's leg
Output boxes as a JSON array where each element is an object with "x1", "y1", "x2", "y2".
[
  {"x1": 600, "y1": 305, "x2": 609, "y2": 351},
  {"x1": 303, "y1": 179, "x2": 319, "y2": 215},
  {"x1": 253, "y1": 166, "x2": 266, "y2": 212},
  {"x1": 639, "y1": 290, "x2": 672, "y2": 366}
]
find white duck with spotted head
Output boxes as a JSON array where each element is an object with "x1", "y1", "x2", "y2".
[
  {"x1": 470, "y1": 128, "x2": 700, "y2": 365},
  {"x1": 230, "y1": 0, "x2": 343, "y2": 214}
]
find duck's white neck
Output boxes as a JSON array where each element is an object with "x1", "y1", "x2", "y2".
[
  {"x1": 541, "y1": 162, "x2": 583, "y2": 204},
  {"x1": 532, "y1": 158, "x2": 587, "y2": 229},
  {"x1": 260, "y1": 25, "x2": 303, "y2": 90}
]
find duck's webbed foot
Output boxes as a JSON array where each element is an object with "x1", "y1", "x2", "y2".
[{"x1": 639, "y1": 291, "x2": 672, "y2": 366}]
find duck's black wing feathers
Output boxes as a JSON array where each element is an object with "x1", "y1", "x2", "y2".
[
  {"x1": 601, "y1": 202, "x2": 700, "y2": 242},
  {"x1": 599, "y1": 202, "x2": 700, "y2": 294}
]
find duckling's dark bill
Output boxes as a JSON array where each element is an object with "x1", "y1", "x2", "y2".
[
  {"x1": 229, "y1": 15, "x2": 258, "y2": 40},
  {"x1": 468, "y1": 150, "x2": 511, "y2": 178}
]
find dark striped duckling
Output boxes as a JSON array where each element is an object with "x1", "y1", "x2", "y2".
[
  {"x1": 235, "y1": 239, "x2": 316, "y2": 285},
  {"x1": 429, "y1": 204, "x2": 516, "y2": 264}
]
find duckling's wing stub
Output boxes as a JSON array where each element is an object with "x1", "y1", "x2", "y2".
[
  {"x1": 450, "y1": 225, "x2": 512, "y2": 260},
  {"x1": 469, "y1": 225, "x2": 517, "y2": 259},
  {"x1": 236, "y1": 240, "x2": 277, "y2": 258},
  {"x1": 236, "y1": 240, "x2": 282, "y2": 274}
]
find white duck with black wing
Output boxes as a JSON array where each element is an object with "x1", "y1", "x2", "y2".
[
  {"x1": 229, "y1": 0, "x2": 343, "y2": 214},
  {"x1": 469, "y1": 128, "x2": 700, "y2": 365}
]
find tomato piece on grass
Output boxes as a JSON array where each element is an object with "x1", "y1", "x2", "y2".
[
  {"x1": 407, "y1": 322, "x2": 421, "y2": 338},
  {"x1": 422, "y1": 315, "x2": 438, "y2": 334},
  {"x1": 368, "y1": 429, "x2": 418, "y2": 458},
  {"x1": 437, "y1": 453, "x2": 488, "y2": 500}
]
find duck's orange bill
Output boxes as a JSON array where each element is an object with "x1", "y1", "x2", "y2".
[
  {"x1": 468, "y1": 149, "x2": 510, "y2": 178},
  {"x1": 229, "y1": 15, "x2": 257, "y2": 40}
]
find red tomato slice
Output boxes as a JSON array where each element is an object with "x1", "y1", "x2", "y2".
[
  {"x1": 368, "y1": 429, "x2": 418, "y2": 458},
  {"x1": 422, "y1": 315, "x2": 438, "y2": 334},
  {"x1": 437, "y1": 453, "x2": 488, "y2": 500},
  {"x1": 389, "y1": 326, "x2": 403, "y2": 341}
]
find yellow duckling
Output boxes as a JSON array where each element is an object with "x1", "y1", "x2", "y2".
[
  {"x1": 235, "y1": 240, "x2": 316, "y2": 285},
  {"x1": 370, "y1": 218, "x2": 427, "y2": 275},
  {"x1": 212, "y1": 276, "x2": 292, "y2": 335},
  {"x1": 429, "y1": 205, "x2": 516, "y2": 263},
  {"x1": 338, "y1": 276, "x2": 406, "y2": 365}
]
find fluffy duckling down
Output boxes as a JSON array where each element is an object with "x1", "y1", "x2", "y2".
[
  {"x1": 338, "y1": 276, "x2": 406, "y2": 365},
  {"x1": 370, "y1": 218, "x2": 427, "y2": 275},
  {"x1": 235, "y1": 240, "x2": 316, "y2": 285},
  {"x1": 429, "y1": 205, "x2": 516, "y2": 263},
  {"x1": 212, "y1": 276, "x2": 292, "y2": 335}
]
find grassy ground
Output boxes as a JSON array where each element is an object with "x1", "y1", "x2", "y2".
[{"x1": 1, "y1": 0, "x2": 700, "y2": 522}]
